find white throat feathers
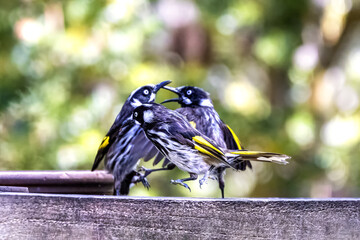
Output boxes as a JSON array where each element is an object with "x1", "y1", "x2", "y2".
[
  {"x1": 143, "y1": 110, "x2": 154, "y2": 123},
  {"x1": 131, "y1": 98, "x2": 142, "y2": 107},
  {"x1": 149, "y1": 93, "x2": 156, "y2": 102},
  {"x1": 199, "y1": 99, "x2": 213, "y2": 107}
]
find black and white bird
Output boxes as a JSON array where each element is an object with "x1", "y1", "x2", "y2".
[
  {"x1": 92, "y1": 80, "x2": 174, "y2": 195},
  {"x1": 161, "y1": 85, "x2": 252, "y2": 197},
  {"x1": 132, "y1": 103, "x2": 290, "y2": 197}
]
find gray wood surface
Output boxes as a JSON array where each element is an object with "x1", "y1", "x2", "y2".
[{"x1": 0, "y1": 193, "x2": 359, "y2": 240}]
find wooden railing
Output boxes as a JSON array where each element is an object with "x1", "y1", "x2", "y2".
[
  {"x1": 0, "y1": 171, "x2": 359, "y2": 239},
  {"x1": 0, "y1": 194, "x2": 359, "y2": 239},
  {"x1": 0, "y1": 170, "x2": 113, "y2": 195}
]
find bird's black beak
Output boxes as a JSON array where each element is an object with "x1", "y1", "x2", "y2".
[
  {"x1": 161, "y1": 97, "x2": 181, "y2": 104},
  {"x1": 160, "y1": 86, "x2": 181, "y2": 104},
  {"x1": 154, "y1": 80, "x2": 172, "y2": 93}
]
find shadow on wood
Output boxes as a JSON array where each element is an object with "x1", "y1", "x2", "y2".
[{"x1": 0, "y1": 193, "x2": 359, "y2": 239}]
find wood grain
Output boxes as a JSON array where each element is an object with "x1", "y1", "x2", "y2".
[{"x1": 0, "y1": 193, "x2": 359, "y2": 239}]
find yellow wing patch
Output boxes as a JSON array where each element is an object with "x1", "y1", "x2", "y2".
[
  {"x1": 192, "y1": 135, "x2": 231, "y2": 166},
  {"x1": 194, "y1": 145, "x2": 217, "y2": 159},
  {"x1": 189, "y1": 121, "x2": 196, "y2": 129},
  {"x1": 227, "y1": 125, "x2": 242, "y2": 150},
  {"x1": 98, "y1": 136, "x2": 110, "y2": 150},
  {"x1": 192, "y1": 136, "x2": 223, "y2": 155}
]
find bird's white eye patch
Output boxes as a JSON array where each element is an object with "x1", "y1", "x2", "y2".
[
  {"x1": 134, "y1": 112, "x2": 138, "y2": 118},
  {"x1": 186, "y1": 90, "x2": 192, "y2": 95},
  {"x1": 143, "y1": 110, "x2": 154, "y2": 123},
  {"x1": 143, "y1": 89, "x2": 149, "y2": 95}
]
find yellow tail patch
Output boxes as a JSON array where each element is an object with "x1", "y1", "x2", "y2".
[
  {"x1": 98, "y1": 136, "x2": 110, "y2": 150},
  {"x1": 227, "y1": 125, "x2": 242, "y2": 150},
  {"x1": 230, "y1": 150, "x2": 263, "y2": 155},
  {"x1": 192, "y1": 136, "x2": 223, "y2": 155}
]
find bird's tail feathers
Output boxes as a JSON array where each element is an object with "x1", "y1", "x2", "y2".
[{"x1": 226, "y1": 150, "x2": 290, "y2": 167}]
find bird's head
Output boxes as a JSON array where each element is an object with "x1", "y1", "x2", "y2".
[
  {"x1": 161, "y1": 86, "x2": 213, "y2": 108},
  {"x1": 132, "y1": 103, "x2": 161, "y2": 126},
  {"x1": 128, "y1": 80, "x2": 171, "y2": 108}
]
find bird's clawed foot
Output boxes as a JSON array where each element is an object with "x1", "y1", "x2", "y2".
[
  {"x1": 132, "y1": 171, "x2": 150, "y2": 190},
  {"x1": 199, "y1": 176, "x2": 208, "y2": 189},
  {"x1": 199, "y1": 167, "x2": 213, "y2": 189},
  {"x1": 138, "y1": 166, "x2": 152, "y2": 178},
  {"x1": 170, "y1": 179, "x2": 191, "y2": 192},
  {"x1": 140, "y1": 175, "x2": 150, "y2": 190}
]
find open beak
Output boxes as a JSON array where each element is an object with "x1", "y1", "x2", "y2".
[
  {"x1": 153, "y1": 80, "x2": 172, "y2": 93},
  {"x1": 161, "y1": 97, "x2": 181, "y2": 104},
  {"x1": 161, "y1": 86, "x2": 181, "y2": 104}
]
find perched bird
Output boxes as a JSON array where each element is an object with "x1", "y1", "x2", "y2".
[
  {"x1": 132, "y1": 103, "x2": 290, "y2": 197},
  {"x1": 161, "y1": 85, "x2": 252, "y2": 198},
  {"x1": 92, "y1": 80, "x2": 174, "y2": 195}
]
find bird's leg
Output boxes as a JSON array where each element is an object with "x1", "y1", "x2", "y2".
[
  {"x1": 170, "y1": 173, "x2": 198, "y2": 192},
  {"x1": 114, "y1": 189, "x2": 121, "y2": 196},
  {"x1": 113, "y1": 171, "x2": 149, "y2": 196},
  {"x1": 216, "y1": 167, "x2": 226, "y2": 198},
  {"x1": 218, "y1": 176, "x2": 225, "y2": 199},
  {"x1": 134, "y1": 163, "x2": 176, "y2": 187},
  {"x1": 138, "y1": 163, "x2": 176, "y2": 178},
  {"x1": 199, "y1": 165, "x2": 215, "y2": 189}
]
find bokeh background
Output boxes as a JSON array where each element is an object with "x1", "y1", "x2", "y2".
[{"x1": 0, "y1": 0, "x2": 359, "y2": 198}]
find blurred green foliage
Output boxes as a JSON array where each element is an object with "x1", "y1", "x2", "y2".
[{"x1": 0, "y1": 0, "x2": 359, "y2": 198}]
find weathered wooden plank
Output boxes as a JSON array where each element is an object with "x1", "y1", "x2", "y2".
[
  {"x1": 0, "y1": 171, "x2": 114, "y2": 195},
  {"x1": 0, "y1": 193, "x2": 359, "y2": 239}
]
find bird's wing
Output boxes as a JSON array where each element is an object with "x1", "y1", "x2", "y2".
[
  {"x1": 92, "y1": 99, "x2": 169, "y2": 171},
  {"x1": 191, "y1": 135, "x2": 229, "y2": 165},
  {"x1": 92, "y1": 101, "x2": 134, "y2": 171},
  {"x1": 127, "y1": 129, "x2": 167, "y2": 166},
  {"x1": 221, "y1": 124, "x2": 243, "y2": 150},
  {"x1": 169, "y1": 120, "x2": 230, "y2": 166},
  {"x1": 92, "y1": 122, "x2": 123, "y2": 171}
]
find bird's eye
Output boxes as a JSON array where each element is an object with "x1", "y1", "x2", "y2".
[
  {"x1": 134, "y1": 112, "x2": 138, "y2": 118},
  {"x1": 186, "y1": 90, "x2": 192, "y2": 95},
  {"x1": 143, "y1": 89, "x2": 149, "y2": 95}
]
